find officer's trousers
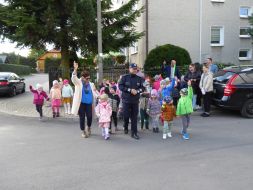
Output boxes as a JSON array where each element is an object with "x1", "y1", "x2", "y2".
[{"x1": 123, "y1": 102, "x2": 139, "y2": 134}]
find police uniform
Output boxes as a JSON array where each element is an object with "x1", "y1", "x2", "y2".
[{"x1": 119, "y1": 64, "x2": 145, "y2": 139}]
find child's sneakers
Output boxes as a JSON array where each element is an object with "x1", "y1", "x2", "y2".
[
  {"x1": 182, "y1": 133, "x2": 190, "y2": 140},
  {"x1": 105, "y1": 135, "x2": 110, "y2": 140},
  {"x1": 167, "y1": 132, "x2": 172, "y2": 138},
  {"x1": 163, "y1": 134, "x2": 167, "y2": 139}
]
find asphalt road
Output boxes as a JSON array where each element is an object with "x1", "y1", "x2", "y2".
[{"x1": 0, "y1": 110, "x2": 253, "y2": 190}]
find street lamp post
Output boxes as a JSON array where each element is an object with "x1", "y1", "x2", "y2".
[{"x1": 97, "y1": 0, "x2": 103, "y2": 84}]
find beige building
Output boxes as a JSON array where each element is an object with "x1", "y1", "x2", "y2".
[
  {"x1": 114, "y1": 0, "x2": 253, "y2": 67},
  {"x1": 37, "y1": 49, "x2": 61, "y2": 72}
]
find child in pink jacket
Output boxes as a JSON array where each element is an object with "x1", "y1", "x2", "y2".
[
  {"x1": 153, "y1": 74, "x2": 163, "y2": 91},
  {"x1": 30, "y1": 84, "x2": 49, "y2": 120},
  {"x1": 95, "y1": 94, "x2": 112, "y2": 140},
  {"x1": 50, "y1": 80, "x2": 62, "y2": 118}
]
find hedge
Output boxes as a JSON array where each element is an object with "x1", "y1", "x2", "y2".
[
  {"x1": 0, "y1": 64, "x2": 31, "y2": 75},
  {"x1": 19, "y1": 57, "x2": 37, "y2": 69},
  {"x1": 144, "y1": 44, "x2": 192, "y2": 72}
]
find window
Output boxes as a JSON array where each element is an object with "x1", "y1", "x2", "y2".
[
  {"x1": 13, "y1": 74, "x2": 19, "y2": 80},
  {"x1": 240, "y1": 27, "x2": 251, "y2": 38},
  {"x1": 240, "y1": 7, "x2": 252, "y2": 18},
  {"x1": 131, "y1": 42, "x2": 138, "y2": 54},
  {"x1": 211, "y1": 0, "x2": 225, "y2": 2},
  {"x1": 9, "y1": 75, "x2": 16, "y2": 81},
  {"x1": 239, "y1": 72, "x2": 253, "y2": 83},
  {"x1": 239, "y1": 49, "x2": 252, "y2": 61},
  {"x1": 214, "y1": 71, "x2": 234, "y2": 84},
  {"x1": 245, "y1": 73, "x2": 253, "y2": 83},
  {"x1": 211, "y1": 26, "x2": 224, "y2": 46}
]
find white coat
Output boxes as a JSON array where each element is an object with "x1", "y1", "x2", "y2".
[{"x1": 71, "y1": 73, "x2": 99, "y2": 115}]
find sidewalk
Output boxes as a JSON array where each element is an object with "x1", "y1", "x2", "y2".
[
  {"x1": 0, "y1": 91, "x2": 79, "y2": 121},
  {"x1": 0, "y1": 73, "x2": 79, "y2": 121}
]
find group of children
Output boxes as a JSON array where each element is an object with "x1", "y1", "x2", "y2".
[
  {"x1": 30, "y1": 79, "x2": 73, "y2": 120},
  {"x1": 139, "y1": 75, "x2": 193, "y2": 140},
  {"x1": 29, "y1": 73, "x2": 194, "y2": 141}
]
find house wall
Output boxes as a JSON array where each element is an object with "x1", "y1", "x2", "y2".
[
  {"x1": 130, "y1": 0, "x2": 253, "y2": 67},
  {"x1": 37, "y1": 52, "x2": 61, "y2": 72}
]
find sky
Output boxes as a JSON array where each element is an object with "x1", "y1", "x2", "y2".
[{"x1": 0, "y1": 0, "x2": 31, "y2": 57}]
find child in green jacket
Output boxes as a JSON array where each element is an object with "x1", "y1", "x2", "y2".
[{"x1": 176, "y1": 80, "x2": 193, "y2": 140}]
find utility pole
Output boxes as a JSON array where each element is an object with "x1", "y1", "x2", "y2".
[{"x1": 97, "y1": 0, "x2": 103, "y2": 84}]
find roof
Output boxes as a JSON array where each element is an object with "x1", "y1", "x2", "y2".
[
  {"x1": 0, "y1": 72, "x2": 14, "y2": 76},
  {"x1": 223, "y1": 66, "x2": 253, "y2": 73},
  {"x1": 37, "y1": 49, "x2": 61, "y2": 60}
]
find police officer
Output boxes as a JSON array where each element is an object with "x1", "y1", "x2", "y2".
[{"x1": 119, "y1": 63, "x2": 145, "y2": 140}]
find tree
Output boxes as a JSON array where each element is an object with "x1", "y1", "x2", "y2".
[
  {"x1": 0, "y1": 0, "x2": 143, "y2": 78},
  {"x1": 28, "y1": 48, "x2": 46, "y2": 60}
]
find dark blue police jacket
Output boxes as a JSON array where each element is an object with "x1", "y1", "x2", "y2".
[{"x1": 119, "y1": 74, "x2": 145, "y2": 104}]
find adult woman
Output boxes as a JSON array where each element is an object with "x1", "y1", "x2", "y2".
[
  {"x1": 71, "y1": 62, "x2": 99, "y2": 138},
  {"x1": 199, "y1": 63, "x2": 213, "y2": 117},
  {"x1": 194, "y1": 62, "x2": 203, "y2": 108},
  {"x1": 184, "y1": 63, "x2": 201, "y2": 110}
]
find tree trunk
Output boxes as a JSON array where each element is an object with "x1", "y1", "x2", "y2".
[{"x1": 60, "y1": 46, "x2": 70, "y2": 80}]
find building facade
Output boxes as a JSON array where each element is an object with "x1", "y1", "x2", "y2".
[
  {"x1": 37, "y1": 49, "x2": 61, "y2": 72},
  {"x1": 114, "y1": 0, "x2": 253, "y2": 67}
]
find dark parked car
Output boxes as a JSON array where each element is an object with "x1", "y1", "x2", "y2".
[
  {"x1": 0, "y1": 72, "x2": 26, "y2": 97},
  {"x1": 212, "y1": 66, "x2": 253, "y2": 118}
]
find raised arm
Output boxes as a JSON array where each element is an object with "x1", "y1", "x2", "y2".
[
  {"x1": 71, "y1": 61, "x2": 81, "y2": 86},
  {"x1": 29, "y1": 85, "x2": 37, "y2": 93}
]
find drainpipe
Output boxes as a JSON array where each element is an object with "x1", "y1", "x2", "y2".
[
  {"x1": 145, "y1": 0, "x2": 149, "y2": 62},
  {"x1": 199, "y1": 0, "x2": 203, "y2": 63}
]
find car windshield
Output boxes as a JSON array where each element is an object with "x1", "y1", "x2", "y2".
[
  {"x1": 214, "y1": 71, "x2": 235, "y2": 83},
  {"x1": 0, "y1": 73, "x2": 10, "y2": 80}
]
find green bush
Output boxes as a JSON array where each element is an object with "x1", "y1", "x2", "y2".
[
  {"x1": 79, "y1": 57, "x2": 95, "y2": 69},
  {"x1": 115, "y1": 55, "x2": 126, "y2": 64},
  {"x1": 216, "y1": 62, "x2": 234, "y2": 70},
  {"x1": 19, "y1": 57, "x2": 37, "y2": 69},
  {"x1": 44, "y1": 58, "x2": 61, "y2": 73},
  {"x1": 0, "y1": 64, "x2": 31, "y2": 75},
  {"x1": 103, "y1": 55, "x2": 115, "y2": 67},
  {"x1": 144, "y1": 44, "x2": 192, "y2": 71}
]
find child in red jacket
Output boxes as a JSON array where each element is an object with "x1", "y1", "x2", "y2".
[{"x1": 30, "y1": 84, "x2": 49, "y2": 120}]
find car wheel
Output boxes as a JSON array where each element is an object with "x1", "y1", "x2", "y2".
[
  {"x1": 10, "y1": 87, "x2": 16, "y2": 97},
  {"x1": 241, "y1": 99, "x2": 253, "y2": 118}
]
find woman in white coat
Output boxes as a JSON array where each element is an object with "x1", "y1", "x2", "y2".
[{"x1": 71, "y1": 62, "x2": 99, "y2": 138}]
